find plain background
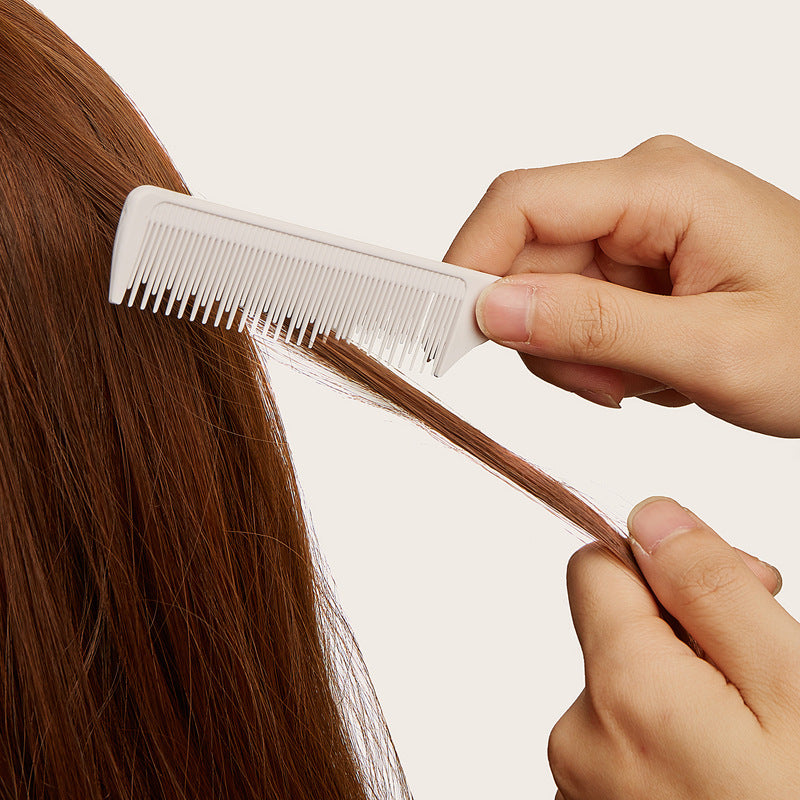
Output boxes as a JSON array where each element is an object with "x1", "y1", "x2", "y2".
[{"x1": 36, "y1": 1, "x2": 800, "y2": 796}]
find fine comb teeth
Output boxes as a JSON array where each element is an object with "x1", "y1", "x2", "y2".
[{"x1": 109, "y1": 186, "x2": 496, "y2": 376}]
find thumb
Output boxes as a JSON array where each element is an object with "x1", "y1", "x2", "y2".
[
  {"x1": 475, "y1": 272, "x2": 728, "y2": 393},
  {"x1": 628, "y1": 496, "x2": 796, "y2": 714}
]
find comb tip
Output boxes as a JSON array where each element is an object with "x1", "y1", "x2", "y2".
[{"x1": 432, "y1": 318, "x2": 488, "y2": 377}]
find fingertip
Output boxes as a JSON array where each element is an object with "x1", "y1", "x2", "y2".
[
  {"x1": 573, "y1": 388, "x2": 622, "y2": 409},
  {"x1": 772, "y1": 566, "x2": 784, "y2": 596},
  {"x1": 474, "y1": 279, "x2": 535, "y2": 344},
  {"x1": 565, "y1": 540, "x2": 666, "y2": 665},
  {"x1": 626, "y1": 496, "x2": 695, "y2": 553},
  {"x1": 734, "y1": 548, "x2": 783, "y2": 597},
  {"x1": 627, "y1": 500, "x2": 783, "y2": 596}
]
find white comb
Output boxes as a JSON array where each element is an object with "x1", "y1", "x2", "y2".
[{"x1": 109, "y1": 186, "x2": 497, "y2": 376}]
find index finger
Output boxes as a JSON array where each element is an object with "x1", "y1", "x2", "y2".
[
  {"x1": 443, "y1": 159, "x2": 630, "y2": 275},
  {"x1": 564, "y1": 543, "x2": 732, "y2": 738},
  {"x1": 566, "y1": 542, "x2": 687, "y2": 668},
  {"x1": 444, "y1": 136, "x2": 708, "y2": 278}
]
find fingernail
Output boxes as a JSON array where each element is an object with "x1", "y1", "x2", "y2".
[
  {"x1": 759, "y1": 558, "x2": 783, "y2": 596},
  {"x1": 476, "y1": 281, "x2": 534, "y2": 343},
  {"x1": 734, "y1": 549, "x2": 784, "y2": 596},
  {"x1": 767, "y1": 562, "x2": 784, "y2": 596},
  {"x1": 627, "y1": 496, "x2": 698, "y2": 554},
  {"x1": 575, "y1": 389, "x2": 622, "y2": 409}
]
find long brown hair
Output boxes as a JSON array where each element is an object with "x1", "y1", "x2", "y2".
[
  {"x1": 0, "y1": 1, "x2": 631, "y2": 797},
  {"x1": 0, "y1": 3, "x2": 408, "y2": 797}
]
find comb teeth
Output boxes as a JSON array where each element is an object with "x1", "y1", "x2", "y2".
[{"x1": 110, "y1": 187, "x2": 495, "y2": 376}]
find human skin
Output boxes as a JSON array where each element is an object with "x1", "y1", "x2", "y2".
[
  {"x1": 445, "y1": 137, "x2": 800, "y2": 795},
  {"x1": 549, "y1": 497, "x2": 800, "y2": 799},
  {"x1": 444, "y1": 135, "x2": 800, "y2": 437}
]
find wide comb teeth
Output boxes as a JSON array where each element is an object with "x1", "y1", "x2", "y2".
[{"x1": 110, "y1": 187, "x2": 494, "y2": 376}]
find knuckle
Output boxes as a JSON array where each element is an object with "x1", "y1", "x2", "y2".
[
  {"x1": 485, "y1": 169, "x2": 534, "y2": 210},
  {"x1": 486, "y1": 169, "x2": 526, "y2": 196},
  {"x1": 548, "y1": 689, "x2": 639, "y2": 798},
  {"x1": 565, "y1": 283, "x2": 625, "y2": 361},
  {"x1": 627, "y1": 134, "x2": 709, "y2": 184},
  {"x1": 635, "y1": 133, "x2": 692, "y2": 153},
  {"x1": 547, "y1": 712, "x2": 582, "y2": 793},
  {"x1": 674, "y1": 551, "x2": 744, "y2": 612},
  {"x1": 565, "y1": 542, "x2": 605, "y2": 590}
]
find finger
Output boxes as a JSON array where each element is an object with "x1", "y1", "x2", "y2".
[
  {"x1": 506, "y1": 240, "x2": 595, "y2": 276},
  {"x1": 566, "y1": 543, "x2": 671, "y2": 670},
  {"x1": 444, "y1": 142, "x2": 698, "y2": 277},
  {"x1": 443, "y1": 163, "x2": 625, "y2": 276},
  {"x1": 594, "y1": 248, "x2": 674, "y2": 295},
  {"x1": 504, "y1": 240, "x2": 673, "y2": 292},
  {"x1": 518, "y1": 353, "x2": 667, "y2": 406},
  {"x1": 628, "y1": 497, "x2": 798, "y2": 715},
  {"x1": 565, "y1": 539, "x2": 781, "y2": 665},
  {"x1": 636, "y1": 388, "x2": 693, "y2": 407},
  {"x1": 733, "y1": 547, "x2": 783, "y2": 596},
  {"x1": 474, "y1": 271, "x2": 745, "y2": 396}
]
